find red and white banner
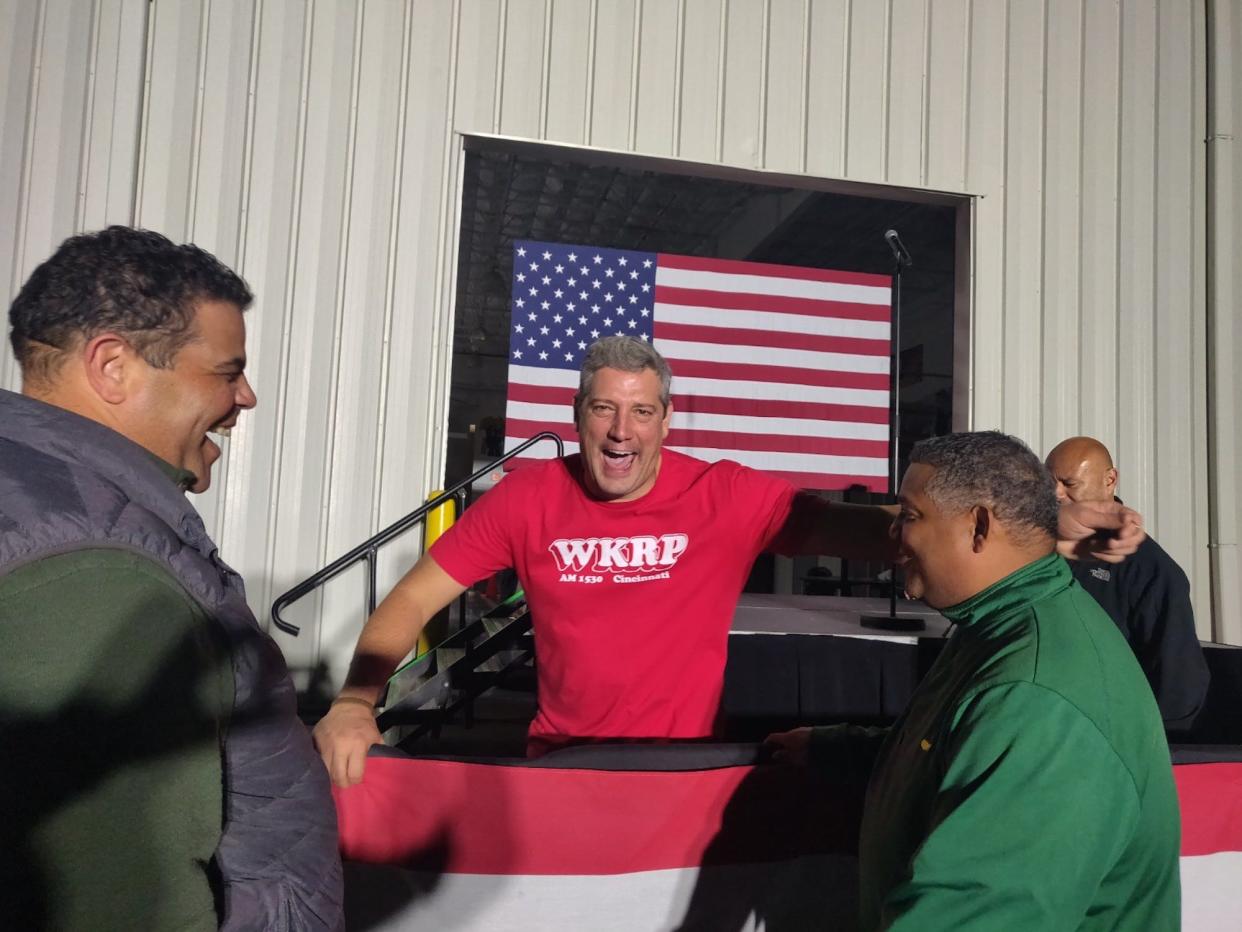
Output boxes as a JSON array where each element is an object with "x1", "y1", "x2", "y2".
[{"x1": 335, "y1": 755, "x2": 1242, "y2": 931}]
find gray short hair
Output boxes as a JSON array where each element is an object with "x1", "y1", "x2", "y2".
[
  {"x1": 908, "y1": 431, "x2": 1059, "y2": 541},
  {"x1": 575, "y1": 335, "x2": 673, "y2": 411}
]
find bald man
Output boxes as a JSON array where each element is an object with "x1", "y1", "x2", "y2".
[{"x1": 1046, "y1": 437, "x2": 1209, "y2": 732}]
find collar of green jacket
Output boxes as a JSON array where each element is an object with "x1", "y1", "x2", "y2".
[{"x1": 940, "y1": 552, "x2": 1070, "y2": 627}]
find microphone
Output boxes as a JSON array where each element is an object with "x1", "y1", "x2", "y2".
[{"x1": 884, "y1": 229, "x2": 913, "y2": 268}]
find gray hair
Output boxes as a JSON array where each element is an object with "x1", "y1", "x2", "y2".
[
  {"x1": 908, "y1": 430, "x2": 1059, "y2": 541},
  {"x1": 575, "y1": 335, "x2": 673, "y2": 411}
]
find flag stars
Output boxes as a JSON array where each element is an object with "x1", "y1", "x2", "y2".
[
  {"x1": 568, "y1": 252, "x2": 577, "y2": 262},
  {"x1": 618, "y1": 257, "x2": 628, "y2": 266},
  {"x1": 515, "y1": 324, "x2": 524, "y2": 333},
  {"x1": 541, "y1": 301, "x2": 550, "y2": 310},
  {"x1": 542, "y1": 250, "x2": 552, "y2": 260},
  {"x1": 580, "y1": 266, "x2": 589, "y2": 276},
  {"x1": 552, "y1": 339, "x2": 562, "y2": 349},
  {"x1": 628, "y1": 319, "x2": 637, "y2": 329},
  {"x1": 554, "y1": 289, "x2": 563, "y2": 298},
  {"x1": 516, "y1": 247, "x2": 527, "y2": 257},
  {"x1": 603, "y1": 317, "x2": 613, "y2": 327},
  {"x1": 552, "y1": 313, "x2": 563, "y2": 323},
  {"x1": 516, "y1": 272, "x2": 526, "y2": 282},
  {"x1": 566, "y1": 302, "x2": 576, "y2": 312},
  {"x1": 604, "y1": 293, "x2": 614, "y2": 303},
  {"x1": 530, "y1": 261, "x2": 539, "y2": 271},
  {"x1": 528, "y1": 311, "x2": 537, "y2": 321},
  {"x1": 540, "y1": 326, "x2": 550, "y2": 335},
  {"x1": 514, "y1": 349, "x2": 522, "y2": 359},
  {"x1": 642, "y1": 259, "x2": 653, "y2": 268},
  {"x1": 592, "y1": 279, "x2": 601, "y2": 289},
  {"x1": 539, "y1": 351, "x2": 548, "y2": 360},
  {"x1": 629, "y1": 270, "x2": 638, "y2": 280},
  {"x1": 578, "y1": 316, "x2": 587, "y2": 325},
  {"x1": 590, "y1": 329, "x2": 601, "y2": 338},
  {"x1": 579, "y1": 291, "x2": 589, "y2": 301},
  {"x1": 527, "y1": 337, "x2": 536, "y2": 346},
  {"x1": 641, "y1": 283, "x2": 651, "y2": 293},
  {"x1": 568, "y1": 277, "x2": 577, "y2": 287},
  {"x1": 640, "y1": 308, "x2": 650, "y2": 317},
  {"x1": 566, "y1": 327, "x2": 575, "y2": 336},
  {"x1": 604, "y1": 268, "x2": 615, "y2": 278},
  {"x1": 578, "y1": 341, "x2": 587, "y2": 350},
  {"x1": 616, "y1": 281, "x2": 626, "y2": 291},
  {"x1": 515, "y1": 298, "x2": 525, "y2": 308},
  {"x1": 629, "y1": 295, "x2": 638, "y2": 305},
  {"x1": 528, "y1": 287, "x2": 538, "y2": 297},
  {"x1": 542, "y1": 276, "x2": 551, "y2": 285},
  {"x1": 640, "y1": 333, "x2": 650, "y2": 342},
  {"x1": 592, "y1": 254, "x2": 603, "y2": 264},
  {"x1": 591, "y1": 304, "x2": 601, "y2": 313},
  {"x1": 565, "y1": 352, "x2": 574, "y2": 361}
]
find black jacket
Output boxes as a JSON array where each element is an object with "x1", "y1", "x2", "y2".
[{"x1": 1070, "y1": 536, "x2": 1210, "y2": 732}]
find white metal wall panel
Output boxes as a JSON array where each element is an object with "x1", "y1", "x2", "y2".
[
  {"x1": 633, "y1": 0, "x2": 679, "y2": 155},
  {"x1": 764, "y1": 0, "x2": 808, "y2": 173},
  {"x1": 720, "y1": 0, "x2": 764, "y2": 168},
  {"x1": 0, "y1": 0, "x2": 147, "y2": 394},
  {"x1": 804, "y1": 0, "x2": 849, "y2": 179},
  {"x1": 1207, "y1": 0, "x2": 1242, "y2": 644},
  {"x1": 2, "y1": 0, "x2": 1234, "y2": 681}
]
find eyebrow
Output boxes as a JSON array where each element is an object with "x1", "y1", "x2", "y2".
[{"x1": 214, "y1": 357, "x2": 247, "y2": 371}]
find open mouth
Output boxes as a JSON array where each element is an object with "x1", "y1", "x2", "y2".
[{"x1": 601, "y1": 449, "x2": 636, "y2": 472}]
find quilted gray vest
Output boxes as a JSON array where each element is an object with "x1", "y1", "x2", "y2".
[{"x1": 0, "y1": 389, "x2": 343, "y2": 931}]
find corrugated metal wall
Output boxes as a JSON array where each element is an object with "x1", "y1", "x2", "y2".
[{"x1": 2, "y1": 0, "x2": 1236, "y2": 684}]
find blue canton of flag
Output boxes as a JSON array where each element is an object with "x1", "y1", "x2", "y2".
[{"x1": 509, "y1": 240, "x2": 656, "y2": 369}]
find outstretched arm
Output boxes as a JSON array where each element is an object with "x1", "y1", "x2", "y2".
[
  {"x1": 1056, "y1": 500, "x2": 1146, "y2": 563},
  {"x1": 771, "y1": 492, "x2": 899, "y2": 561},
  {"x1": 312, "y1": 553, "x2": 466, "y2": 787}
]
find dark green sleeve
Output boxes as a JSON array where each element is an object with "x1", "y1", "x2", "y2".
[
  {"x1": 0, "y1": 549, "x2": 234, "y2": 932},
  {"x1": 881, "y1": 683, "x2": 1163, "y2": 931}
]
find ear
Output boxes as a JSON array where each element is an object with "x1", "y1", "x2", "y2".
[
  {"x1": 970, "y1": 505, "x2": 992, "y2": 553},
  {"x1": 660, "y1": 399, "x2": 674, "y2": 441},
  {"x1": 1104, "y1": 467, "x2": 1118, "y2": 495},
  {"x1": 82, "y1": 333, "x2": 137, "y2": 405}
]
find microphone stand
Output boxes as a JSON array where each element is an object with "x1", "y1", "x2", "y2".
[{"x1": 860, "y1": 232, "x2": 923, "y2": 632}]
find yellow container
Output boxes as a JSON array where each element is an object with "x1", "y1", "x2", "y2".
[{"x1": 417, "y1": 491, "x2": 456, "y2": 655}]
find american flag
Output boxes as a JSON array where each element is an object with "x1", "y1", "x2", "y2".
[{"x1": 504, "y1": 239, "x2": 892, "y2": 491}]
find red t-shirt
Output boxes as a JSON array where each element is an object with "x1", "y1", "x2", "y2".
[{"x1": 430, "y1": 449, "x2": 798, "y2": 748}]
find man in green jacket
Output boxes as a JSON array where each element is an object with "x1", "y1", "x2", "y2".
[{"x1": 769, "y1": 431, "x2": 1180, "y2": 931}]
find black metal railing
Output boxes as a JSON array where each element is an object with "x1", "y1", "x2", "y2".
[{"x1": 270, "y1": 431, "x2": 564, "y2": 636}]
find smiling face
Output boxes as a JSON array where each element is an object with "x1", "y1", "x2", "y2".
[
  {"x1": 575, "y1": 366, "x2": 671, "y2": 502},
  {"x1": 127, "y1": 299, "x2": 257, "y2": 492},
  {"x1": 891, "y1": 462, "x2": 979, "y2": 609}
]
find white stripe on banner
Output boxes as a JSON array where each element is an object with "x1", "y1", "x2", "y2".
[
  {"x1": 505, "y1": 402, "x2": 889, "y2": 441},
  {"x1": 670, "y1": 446, "x2": 889, "y2": 476},
  {"x1": 344, "y1": 856, "x2": 860, "y2": 932},
  {"x1": 509, "y1": 365, "x2": 579, "y2": 389},
  {"x1": 507, "y1": 366, "x2": 890, "y2": 408},
  {"x1": 655, "y1": 266, "x2": 891, "y2": 305},
  {"x1": 657, "y1": 338, "x2": 889, "y2": 375},
  {"x1": 505, "y1": 437, "x2": 889, "y2": 477},
  {"x1": 1181, "y1": 851, "x2": 1242, "y2": 932},
  {"x1": 657, "y1": 303, "x2": 890, "y2": 340},
  {"x1": 669, "y1": 374, "x2": 889, "y2": 408}
]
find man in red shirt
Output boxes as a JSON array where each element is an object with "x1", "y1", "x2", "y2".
[{"x1": 314, "y1": 337, "x2": 1143, "y2": 785}]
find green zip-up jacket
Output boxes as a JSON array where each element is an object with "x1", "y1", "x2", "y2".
[{"x1": 814, "y1": 553, "x2": 1180, "y2": 931}]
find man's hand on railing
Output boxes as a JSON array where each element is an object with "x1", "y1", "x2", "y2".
[{"x1": 313, "y1": 697, "x2": 383, "y2": 788}]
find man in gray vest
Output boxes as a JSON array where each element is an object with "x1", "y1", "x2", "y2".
[{"x1": 0, "y1": 227, "x2": 343, "y2": 931}]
